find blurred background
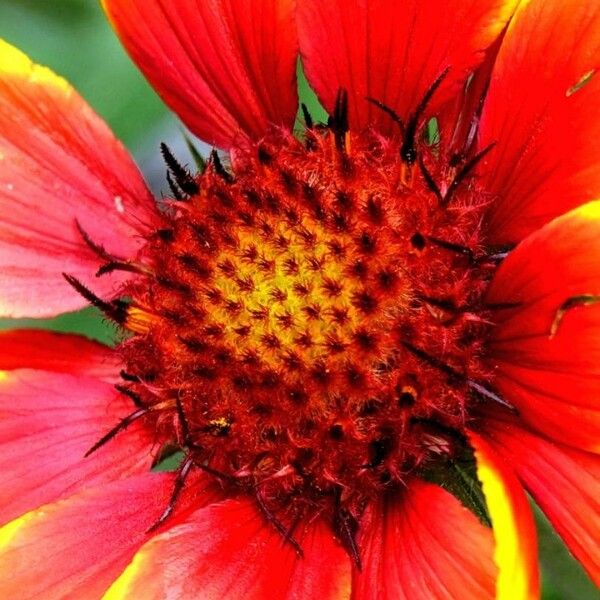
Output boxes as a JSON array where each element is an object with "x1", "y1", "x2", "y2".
[{"x1": 0, "y1": 2, "x2": 597, "y2": 598}]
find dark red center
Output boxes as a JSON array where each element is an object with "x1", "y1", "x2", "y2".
[{"x1": 115, "y1": 123, "x2": 500, "y2": 543}]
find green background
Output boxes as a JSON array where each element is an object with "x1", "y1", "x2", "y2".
[{"x1": 0, "y1": 2, "x2": 597, "y2": 598}]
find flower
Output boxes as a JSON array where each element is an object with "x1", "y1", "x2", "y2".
[{"x1": 0, "y1": 0, "x2": 599, "y2": 598}]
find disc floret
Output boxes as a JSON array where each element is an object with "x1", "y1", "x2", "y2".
[{"x1": 117, "y1": 125, "x2": 497, "y2": 533}]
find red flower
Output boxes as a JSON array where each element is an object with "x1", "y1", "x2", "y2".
[{"x1": 0, "y1": 1, "x2": 599, "y2": 598}]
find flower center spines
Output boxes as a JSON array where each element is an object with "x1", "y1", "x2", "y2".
[{"x1": 117, "y1": 128, "x2": 495, "y2": 512}]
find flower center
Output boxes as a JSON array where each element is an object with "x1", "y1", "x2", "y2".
[{"x1": 115, "y1": 124, "x2": 500, "y2": 537}]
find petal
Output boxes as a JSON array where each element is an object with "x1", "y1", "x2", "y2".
[
  {"x1": 297, "y1": 0, "x2": 518, "y2": 135},
  {"x1": 102, "y1": 0, "x2": 298, "y2": 150},
  {"x1": 0, "y1": 329, "x2": 119, "y2": 379},
  {"x1": 0, "y1": 473, "x2": 217, "y2": 599},
  {"x1": 480, "y1": 0, "x2": 600, "y2": 243},
  {"x1": 0, "y1": 369, "x2": 153, "y2": 526},
  {"x1": 481, "y1": 414, "x2": 600, "y2": 586},
  {"x1": 468, "y1": 432, "x2": 540, "y2": 600},
  {"x1": 104, "y1": 499, "x2": 351, "y2": 599},
  {"x1": 353, "y1": 480, "x2": 497, "y2": 600},
  {"x1": 487, "y1": 201, "x2": 600, "y2": 451},
  {"x1": 0, "y1": 39, "x2": 157, "y2": 318}
]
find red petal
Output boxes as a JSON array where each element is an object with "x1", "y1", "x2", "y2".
[
  {"x1": 104, "y1": 499, "x2": 351, "y2": 599},
  {"x1": 0, "y1": 369, "x2": 153, "y2": 526},
  {"x1": 487, "y1": 201, "x2": 600, "y2": 451},
  {"x1": 102, "y1": 0, "x2": 298, "y2": 150},
  {"x1": 468, "y1": 432, "x2": 540, "y2": 600},
  {"x1": 0, "y1": 40, "x2": 156, "y2": 318},
  {"x1": 0, "y1": 329, "x2": 118, "y2": 379},
  {"x1": 481, "y1": 414, "x2": 600, "y2": 586},
  {"x1": 480, "y1": 0, "x2": 600, "y2": 243},
  {"x1": 353, "y1": 480, "x2": 496, "y2": 600},
  {"x1": 297, "y1": 0, "x2": 518, "y2": 135},
  {"x1": 0, "y1": 473, "x2": 217, "y2": 599}
]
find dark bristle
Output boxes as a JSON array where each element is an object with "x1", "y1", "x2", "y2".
[
  {"x1": 301, "y1": 103, "x2": 314, "y2": 129},
  {"x1": 147, "y1": 455, "x2": 194, "y2": 532},
  {"x1": 160, "y1": 142, "x2": 200, "y2": 196},
  {"x1": 119, "y1": 370, "x2": 140, "y2": 383},
  {"x1": 210, "y1": 149, "x2": 234, "y2": 183},
  {"x1": 255, "y1": 492, "x2": 304, "y2": 557},
  {"x1": 329, "y1": 88, "x2": 349, "y2": 152},
  {"x1": 174, "y1": 395, "x2": 202, "y2": 450},
  {"x1": 84, "y1": 408, "x2": 147, "y2": 457},
  {"x1": 114, "y1": 383, "x2": 145, "y2": 408},
  {"x1": 418, "y1": 156, "x2": 443, "y2": 203},
  {"x1": 443, "y1": 142, "x2": 496, "y2": 206},
  {"x1": 420, "y1": 295, "x2": 458, "y2": 313},
  {"x1": 365, "y1": 97, "x2": 405, "y2": 133},
  {"x1": 401, "y1": 341, "x2": 461, "y2": 381},
  {"x1": 333, "y1": 505, "x2": 362, "y2": 570},
  {"x1": 75, "y1": 219, "x2": 116, "y2": 261},
  {"x1": 166, "y1": 170, "x2": 185, "y2": 200},
  {"x1": 401, "y1": 67, "x2": 450, "y2": 164},
  {"x1": 62, "y1": 273, "x2": 127, "y2": 324},
  {"x1": 426, "y1": 236, "x2": 474, "y2": 262},
  {"x1": 96, "y1": 260, "x2": 145, "y2": 278}
]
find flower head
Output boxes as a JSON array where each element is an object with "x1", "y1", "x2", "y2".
[{"x1": 0, "y1": 1, "x2": 599, "y2": 598}]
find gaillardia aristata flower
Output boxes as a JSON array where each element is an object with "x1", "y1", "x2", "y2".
[{"x1": 0, "y1": 0, "x2": 599, "y2": 598}]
